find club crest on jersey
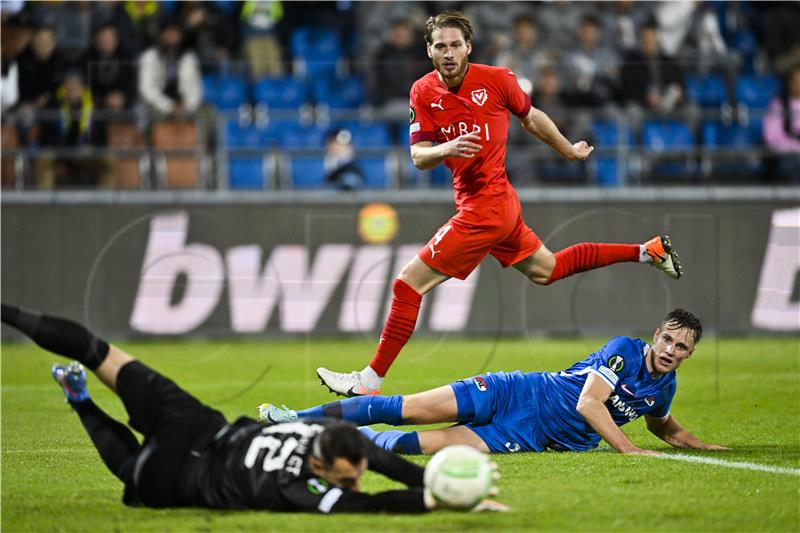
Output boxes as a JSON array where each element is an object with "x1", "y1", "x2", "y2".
[
  {"x1": 473, "y1": 377, "x2": 488, "y2": 392},
  {"x1": 607, "y1": 355, "x2": 625, "y2": 373},
  {"x1": 307, "y1": 478, "x2": 329, "y2": 495},
  {"x1": 645, "y1": 396, "x2": 656, "y2": 407},
  {"x1": 471, "y1": 88, "x2": 488, "y2": 106}
]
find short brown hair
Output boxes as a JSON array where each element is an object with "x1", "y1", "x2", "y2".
[{"x1": 424, "y1": 11, "x2": 474, "y2": 45}]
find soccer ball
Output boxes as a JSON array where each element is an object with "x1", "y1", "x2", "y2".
[{"x1": 423, "y1": 445, "x2": 494, "y2": 509}]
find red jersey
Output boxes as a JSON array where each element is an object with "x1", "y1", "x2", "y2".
[{"x1": 409, "y1": 63, "x2": 531, "y2": 209}]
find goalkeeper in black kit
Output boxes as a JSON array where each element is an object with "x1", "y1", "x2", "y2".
[{"x1": 1, "y1": 304, "x2": 500, "y2": 513}]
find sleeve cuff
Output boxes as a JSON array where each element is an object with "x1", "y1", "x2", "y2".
[
  {"x1": 410, "y1": 131, "x2": 437, "y2": 145},
  {"x1": 513, "y1": 94, "x2": 532, "y2": 118},
  {"x1": 589, "y1": 367, "x2": 618, "y2": 389}
]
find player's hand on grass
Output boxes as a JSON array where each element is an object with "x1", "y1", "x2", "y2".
[
  {"x1": 698, "y1": 443, "x2": 731, "y2": 451},
  {"x1": 443, "y1": 132, "x2": 482, "y2": 158},
  {"x1": 472, "y1": 499, "x2": 511, "y2": 512},
  {"x1": 622, "y1": 447, "x2": 663, "y2": 456},
  {"x1": 569, "y1": 140, "x2": 594, "y2": 161}
]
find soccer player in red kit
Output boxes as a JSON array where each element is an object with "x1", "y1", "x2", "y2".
[{"x1": 318, "y1": 11, "x2": 682, "y2": 397}]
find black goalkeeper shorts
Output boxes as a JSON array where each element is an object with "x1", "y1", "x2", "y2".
[{"x1": 116, "y1": 361, "x2": 227, "y2": 507}]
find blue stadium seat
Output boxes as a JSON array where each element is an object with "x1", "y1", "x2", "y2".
[
  {"x1": 348, "y1": 123, "x2": 392, "y2": 148},
  {"x1": 278, "y1": 125, "x2": 327, "y2": 149},
  {"x1": 229, "y1": 158, "x2": 267, "y2": 189},
  {"x1": 642, "y1": 120, "x2": 697, "y2": 178},
  {"x1": 290, "y1": 27, "x2": 341, "y2": 58},
  {"x1": 225, "y1": 119, "x2": 270, "y2": 148},
  {"x1": 686, "y1": 74, "x2": 728, "y2": 107},
  {"x1": 202, "y1": 75, "x2": 248, "y2": 110},
  {"x1": 290, "y1": 156, "x2": 326, "y2": 189},
  {"x1": 252, "y1": 77, "x2": 309, "y2": 109},
  {"x1": 313, "y1": 77, "x2": 365, "y2": 109},
  {"x1": 642, "y1": 121, "x2": 695, "y2": 151},
  {"x1": 736, "y1": 75, "x2": 780, "y2": 109},
  {"x1": 359, "y1": 157, "x2": 390, "y2": 188},
  {"x1": 701, "y1": 121, "x2": 756, "y2": 149},
  {"x1": 592, "y1": 121, "x2": 633, "y2": 186},
  {"x1": 701, "y1": 120, "x2": 762, "y2": 177}
]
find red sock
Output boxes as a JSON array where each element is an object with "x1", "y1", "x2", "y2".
[
  {"x1": 368, "y1": 279, "x2": 422, "y2": 377},
  {"x1": 546, "y1": 243, "x2": 640, "y2": 285}
]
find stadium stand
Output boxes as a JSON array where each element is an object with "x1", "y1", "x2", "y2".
[{"x1": 1, "y1": 1, "x2": 797, "y2": 190}]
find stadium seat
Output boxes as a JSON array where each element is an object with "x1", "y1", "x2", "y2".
[
  {"x1": 202, "y1": 74, "x2": 248, "y2": 110},
  {"x1": 686, "y1": 74, "x2": 728, "y2": 108},
  {"x1": 347, "y1": 122, "x2": 392, "y2": 148},
  {"x1": 701, "y1": 120, "x2": 762, "y2": 178},
  {"x1": 592, "y1": 121, "x2": 634, "y2": 186},
  {"x1": 641, "y1": 120, "x2": 697, "y2": 179},
  {"x1": 359, "y1": 156, "x2": 390, "y2": 188},
  {"x1": 225, "y1": 119, "x2": 270, "y2": 148},
  {"x1": 736, "y1": 75, "x2": 780, "y2": 109},
  {"x1": 252, "y1": 77, "x2": 309, "y2": 109},
  {"x1": 290, "y1": 26, "x2": 340, "y2": 58},
  {"x1": 312, "y1": 77, "x2": 365, "y2": 109},
  {"x1": 278, "y1": 124, "x2": 327, "y2": 149},
  {"x1": 229, "y1": 158, "x2": 267, "y2": 189},
  {"x1": 290, "y1": 156, "x2": 326, "y2": 189},
  {"x1": 106, "y1": 122, "x2": 145, "y2": 188},
  {"x1": 152, "y1": 120, "x2": 200, "y2": 188}
]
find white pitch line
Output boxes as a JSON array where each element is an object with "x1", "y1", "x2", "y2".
[{"x1": 657, "y1": 453, "x2": 800, "y2": 476}]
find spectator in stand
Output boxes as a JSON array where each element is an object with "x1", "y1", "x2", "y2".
[
  {"x1": 178, "y1": 1, "x2": 241, "y2": 75},
  {"x1": 240, "y1": 0, "x2": 285, "y2": 78},
  {"x1": 1, "y1": 55, "x2": 19, "y2": 112},
  {"x1": 84, "y1": 24, "x2": 137, "y2": 111},
  {"x1": 760, "y1": 2, "x2": 800, "y2": 75},
  {"x1": 17, "y1": 25, "x2": 62, "y2": 113},
  {"x1": 763, "y1": 66, "x2": 800, "y2": 181},
  {"x1": 92, "y1": 1, "x2": 141, "y2": 56},
  {"x1": 493, "y1": 14, "x2": 552, "y2": 90},
  {"x1": 372, "y1": 17, "x2": 429, "y2": 117},
  {"x1": 138, "y1": 19, "x2": 202, "y2": 117},
  {"x1": 599, "y1": 1, "x2": 654, "y2": 53},
  {"x1": 562, "y1": 13, "x2": 619, "y2": 108},
  {"x1": 123, "y1": 0, "x2": 162, "y2": 51},
  {"x1": 620, "y1": 21, "x2": 684, "y2": 113},
  {"x1": 35, "y1": 71, "x2": 114, "y2": 188},
  {"x1": 324, "y1": 129, "x2": 365, "y2": 191}
]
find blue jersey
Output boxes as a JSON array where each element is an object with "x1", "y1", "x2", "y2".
[{"x1": 527, "y1": 336, "x2": 677, "y2": 451}]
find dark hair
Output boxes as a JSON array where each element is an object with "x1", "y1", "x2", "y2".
[
  {"x1": 315, "y1": 423, "x2": 368, "y2": 467},
  {"x1": 424, "y1": 11, "x2": 474, "y2": 45},
  {"x1": 513, "y1": 14, "x2": 535, "y2": 28},
  {"x1": 661, "y1": 308, "x2": 703, "y2": 344},
  {"x1": 580, "y1": 13, "x2": 601, "y2": 28}
]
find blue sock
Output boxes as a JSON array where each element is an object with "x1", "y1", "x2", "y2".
[
  {"x1": 359, "y1": 427, "x2": 422, "y2": 454},
  {"x1": 297, "y1": 395, "x2": 404, "y2": 426}
]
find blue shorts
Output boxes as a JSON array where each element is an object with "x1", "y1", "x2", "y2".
[{"x1": 451, "y1": 371, "x2": 547, "y2": 453}]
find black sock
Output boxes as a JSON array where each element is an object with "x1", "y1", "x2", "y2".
[
  {"x1": 71, "y1": 399, "x2": 141, "y2": 482},
  {"x1": 1, "y1": 304, "x2": 109, "y2": 370}
]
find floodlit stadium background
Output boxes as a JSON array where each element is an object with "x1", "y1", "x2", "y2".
[{"x1": 1, "y1": 1, "x2": 798, "y2": 531}]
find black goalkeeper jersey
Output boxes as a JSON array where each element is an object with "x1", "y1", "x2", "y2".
[{"x1": 184, "y1": 417, "x2": 428, "y2": 513}]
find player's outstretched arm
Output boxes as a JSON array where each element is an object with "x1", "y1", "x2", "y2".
[
  {"x1": 645, "y1": 414, "x2": 730, "y2": 451},
  {"x1": 577, "y1": 374, "x2": 660, "y2": 456},
  {"x1": 410, "y1": 134, "x2": 482, "y2": 170},
  {"x1": 520, "y1": 106, "x2": 594, "y2": 161}
]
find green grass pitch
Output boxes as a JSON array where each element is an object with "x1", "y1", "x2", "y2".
[{"x1": 2, "y1": 337, "x2": 798, "y2": 531}]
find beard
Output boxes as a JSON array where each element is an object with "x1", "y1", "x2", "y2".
[{"x1": 435, "y1": 56, "x2": 468, "y2": 83}]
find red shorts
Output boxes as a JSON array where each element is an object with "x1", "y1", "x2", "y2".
[{"x1": 418, "y1": 195, "x2": 542, "y2": 280}]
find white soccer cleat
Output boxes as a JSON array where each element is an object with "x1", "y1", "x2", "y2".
[
  {"x1": 644, "y1": 235, "x2": 683, "y2": 280},
  {"x1": 257, "y1": 403, "x2": 298, "y2": 424},
  {"x1": 316, "y1": 367, "x2": 381, "y2": 397}
]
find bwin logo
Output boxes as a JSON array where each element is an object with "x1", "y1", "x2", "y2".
[{"x1": 129, "y1": 212, "x2": 480, "y2": 335}]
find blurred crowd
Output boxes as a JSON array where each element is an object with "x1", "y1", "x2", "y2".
[{"x1": 0, "y1": 0, "x2": 798, "y2": 189}]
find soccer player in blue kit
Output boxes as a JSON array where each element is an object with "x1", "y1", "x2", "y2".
[{"x1": 260, "y1": 309, "x2": 728, "y2": 456}]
